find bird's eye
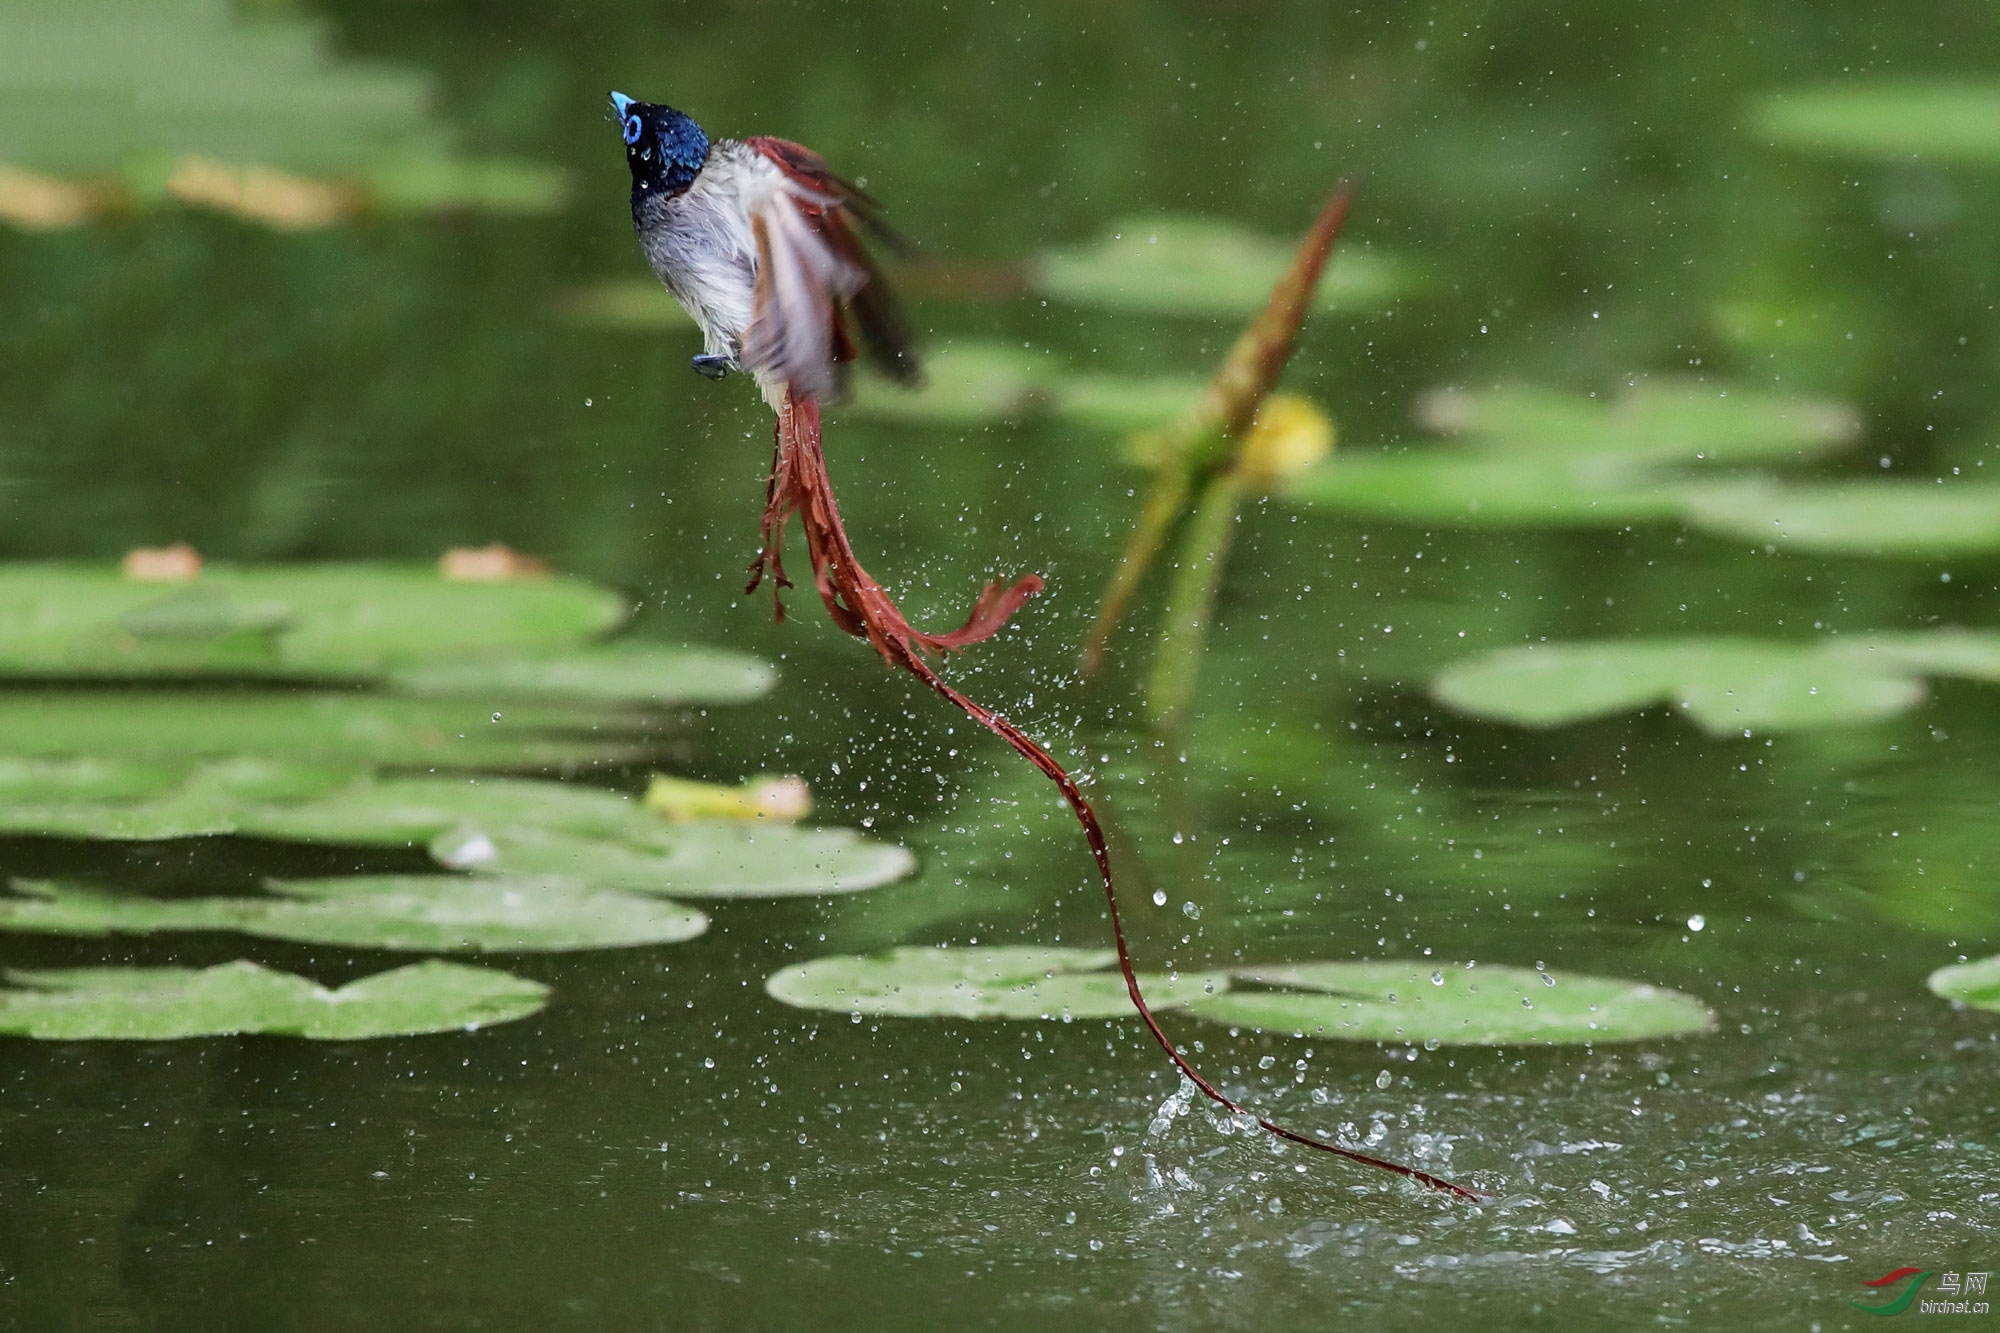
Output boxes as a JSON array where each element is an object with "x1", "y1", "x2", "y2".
[{"x1": 622, "y1": 115, "x2": 642, "y2": 145}]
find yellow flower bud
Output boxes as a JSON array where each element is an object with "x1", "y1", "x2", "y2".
[{"x1": 1234, "y1": 394, "x2": 1334, "y2": 487}]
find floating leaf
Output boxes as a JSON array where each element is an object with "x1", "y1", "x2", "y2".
[
  {"x1": 1680, "y1": 480, "x2": 2000, "y2": 557},
  {"x1": 1430, "y1": 638, "x2": 1925, "y2": 734},
  {"x1": 1928, "y1": 955, "x2": 2000, "y2": 1012},
  {"x1": 1288, "y1": 382, "x2": 1860, "y2": 528},
  {"x1": 1417, "y1": 382, "x2": 1859, "y2": 466},
  {"x1": 1186, "y1": 961, "x2": 1713, "y2": 1045},
  {"x1": 0, "y1": 877, "x2": 707, "y2": 953},
  {"x1": 388, "y1": 643, "x2": 774, "y2": 707},
  {"x1": 841, "y1": 343, "x2": 1051, "y2": 426},
  {"x1": 0, "y1": 564, "x2": 626, "y2": 679},
  {"x1": 765, "y1": 945, "x2": 1226, "y2": 1020},
  {"x1": 0, "y1": 0, "x2": 562, "y2": 220},
  {"x1": 430, "y1": 820, "x2": 915, "y2": 899},
  {"x1": 1752, "y1": 83, "x2": 2000, "y2": 163},
  {"x1": 1033, "y1": 216, "x2": 1416, "y2": 318},
  {"x1": 1860, "y1": 629, "x2": 2000, "y2": 683},
  {"x1": 1287, "y1": 451, "x2": 1685, "y2": 527},
  {"x1": 1057, "y1": 373, "x2": 1207, "y2": 434},
  {"x1": 0, "y1": 960, "x2": 547, "y2": 1040},
  {"x1": 0, "y1": 693, "x2": 655, "y2": 769}
]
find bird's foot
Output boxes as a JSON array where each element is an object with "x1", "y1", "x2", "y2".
[{"x1": 690, "y1": 354, "x2": 732, "y2": 380}]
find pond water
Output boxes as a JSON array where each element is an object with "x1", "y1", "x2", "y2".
[{"x1": 3, "y1": 1, "x2": 1998, "y2": 1327}]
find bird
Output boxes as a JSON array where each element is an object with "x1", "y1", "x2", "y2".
[{"x1": 609, "y1": 92, "x2": 916, "y2": 410}]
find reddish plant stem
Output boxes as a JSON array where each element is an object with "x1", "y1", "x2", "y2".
[{"x1": 751, "y1": 391, "x2": 1482, "y2": 1201}]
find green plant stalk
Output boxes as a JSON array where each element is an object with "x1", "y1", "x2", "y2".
[
  {"x1": 1078, "y1": 184, "x2": 1350, "y2": 682},
  {"x1": 1143, "y1": 466, "x2": 1245, "y2": 737},
  {"x1": 1076, "y1": 440, "x2": 1202, "y2": 681}
]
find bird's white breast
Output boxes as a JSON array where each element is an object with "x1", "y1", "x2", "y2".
[{"x1": 636, "y1": 141, "x2": 779, "y2": 360}]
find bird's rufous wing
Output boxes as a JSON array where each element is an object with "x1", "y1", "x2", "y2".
[{"x1": 741, "y1": 137, "x2": 916, "y2": 401}]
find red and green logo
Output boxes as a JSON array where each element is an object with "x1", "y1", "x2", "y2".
[{"x1": 1852, "y1": 1268, "x2": 1933, "y2": 1316}]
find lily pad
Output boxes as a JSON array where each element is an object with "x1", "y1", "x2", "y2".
[
  {"x1": 1186, "y1": 961, "x2": 1714, "y2": 1045},
  {"x1": 841, "y1": 343, "x2": 1049, "y2": 425},
  {"x1": 387, "y1": 643, "x2": 774, "y2": 707},
  {"x1": 0, "y1": 0, "x2": 561, "y2": 218},
  {"x1": 1680, "y1": 480, "x2": 2000, "y2": 557},
  {"x1": 1752, "y1": 83, "x2": 2000, "y2": 163},
  {"x1": 1417, "y1": 382, "x2": 1859, "y2": 466},
  {"x1": 0, "y1": 564, "x2": 626, "y2": 679},
  {"x1": 0, "y1": 960, "x2": 547, "y2": 1040},
  {"x1": 839, "y1": 341, "x2": 1203, "y2": 433},
  {"x1": 1033, "y1": 216, "x2": 1417, "y2": 318},
  {"x1": 429, "y1": 820, "x2": 916, "y2": 899},
  {"x1": 1286, "y1": 451, "x2": 1686, "y2": 527},
  {"x1": 1430, "y1": 638, "x2": 1926, "y2": 735},
  {"x1": 1928, "y1": 955, "x2": 2000, "y2": 1012},
  {"x1": 0, "y1": 877, "x2": 708, "y2": 953},
  {"x1": 0, "y1": 693, "x2": 655, "y2": 769},
  {"x1": 764, "y1": 945, "x2": 1226, "y2": 1020},
  {"x1": 0, "y1": 772, "x2": 911, "y2": 899}
]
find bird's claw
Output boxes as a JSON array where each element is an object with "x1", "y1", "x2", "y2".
[{"x1": 690, "y1": 354, "x2": 732, "y2": 380}]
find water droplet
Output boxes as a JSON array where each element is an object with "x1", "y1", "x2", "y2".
[
  {"x1": 491, "y1": 712, "x2": 502, "y2": 723},
  {"x1": 1171, "y1": 831, "x2": 1184, "y2": 845},
  {"x1": 1430, "y1": 969, "x2": 1444, "y2": 986},
  {"x1": 1687, "y1": 914, "x2": 1706, "y2": 932},
  {"x1": 1181, "y1": 900, "x2": 1201, "y2": 920},
  {"x1": 1151, "y1": 889, "x2": 1168, "y2": 907},
  {"x1": 1375, "y1": 1069, "x2": 1392, "y2": 1089}
]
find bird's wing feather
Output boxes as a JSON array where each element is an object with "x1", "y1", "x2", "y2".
[{"x1": 740, "y1": 137, "x2": 917, "y2": 401}]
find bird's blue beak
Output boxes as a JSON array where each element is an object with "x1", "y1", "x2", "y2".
[{"x1": 609, "y1": 91, "x2": 635, "y2": 119}]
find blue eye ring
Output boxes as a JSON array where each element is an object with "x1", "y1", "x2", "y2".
[{"x1": 622, "y1": 115, "x2": 642, "y2": 145}]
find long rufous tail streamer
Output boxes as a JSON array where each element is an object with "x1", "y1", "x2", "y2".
[{"x1": 746, "y1": 391, "x2": 1480, "y2": 1200}]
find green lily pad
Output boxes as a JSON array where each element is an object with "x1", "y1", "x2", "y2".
[
  {"x1": 234, "y1": 775, "x2": 657, "y2": 847},
  {"x1": 1430, "y1": 638, "x2": 1926, "y2": 734},
  {"x1": 0, "y1": 771, "x2": 911, "y2": 899},
  {"x1": 0, "y1": 0, "x2": 562, "y2": 216},
  {"x1": 1416, "y1": 382, "x2": 1860, "y2": 466},
  {"x1": 1032, "y1": 216, "x2": 1417, "y2": 318},
  {"x1": 387, "y1": 643, "x2": 774, "y2": 707},
  {"x1": 429, "y1": 820, "x2": 915, "y2": 899},
  {"x1": 1928, "y1": 955, "x2": 2000, "y2": 1012},
  {"x1": 764, "y1": 945, "x2": 1226, "y2": 1020},
  {"x1": 1186, "y1": 961, "x2": 1714, "y2": 1045},
  {"x1": 1286, "y1": 451, "x2": 1686, "y2": 527},
  {"x1": 1680, "y1": 480, "x2": 2000, "y2": 557},
  {"x1": 0, "y1": 564, "x2": 626, "y2": 679},
  {"x1": 1287, "y1": 382, "x2": 1861, "y2": 529},
  {"x1": 0, "y1": 876, "x2": 708, "y2": 953},
  {"x1": 1752, "y1": 83, "x2": 2000, "y2": 163},
  {"x1": 0, "y1": 960, "x2": 547, "y2": 1040},
  {"x1": 841, "y1": 343, "x2": 1050, "y2": 425},
  {"x1": 839, "y1": 341, "x2": 1204, "y2": 433},
  {"x1": 0, "y1": 692, "x2": 655, "y2": 769}
]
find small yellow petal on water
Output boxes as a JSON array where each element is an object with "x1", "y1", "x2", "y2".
[
  {"x1": 121, "y1": 544, "x2": 202, "y2": 582},
  {"x1": 644, "y1": 773, "x2": 812, "y2": 822}
]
